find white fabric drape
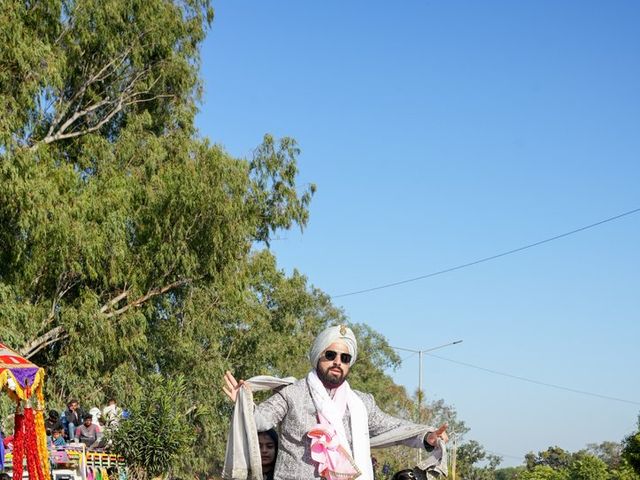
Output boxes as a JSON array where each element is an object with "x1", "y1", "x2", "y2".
[
  {"x1": 222, "y1": 376, "x2": 296, "y2": 480},
  {"x1": 307, "y1": 370, "x2": 373, "y2": 480}
]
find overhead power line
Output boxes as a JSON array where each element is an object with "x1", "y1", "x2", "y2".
[
  {"x1": 426, "y1": 352, "x2": 640, "y2": 406},
  {"x1": 332, "y1": 207, "x2": 640, "y2": 299}
]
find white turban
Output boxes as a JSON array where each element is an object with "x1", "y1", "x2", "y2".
[{"x1": 309, "y1": 325, "x2": 357, "y2": 368}]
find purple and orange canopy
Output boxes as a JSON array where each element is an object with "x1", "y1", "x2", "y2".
[{"x1": 0, "y1": 342, "x2": 45, "y2": 401}]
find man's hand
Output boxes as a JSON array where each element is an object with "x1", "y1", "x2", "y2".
[
  {"x1": 426, "y1": 423, "x2": 449, "y2": 445},
  {"x1": 223, "y1": 371, "x2": 245, "y2": 403}
]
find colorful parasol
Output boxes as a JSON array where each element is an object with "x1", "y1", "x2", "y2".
[{"x1": 0, "y1": 342, "x2": 51, "y2": 480}]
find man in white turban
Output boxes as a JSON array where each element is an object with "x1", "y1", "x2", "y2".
[{"x1": 223, "y1": 325, "x2": 448, "y2": 480}]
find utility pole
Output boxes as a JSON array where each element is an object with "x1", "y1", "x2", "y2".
[{"x1": 391, "y1": 340, "x2": 463, "y2": 464}]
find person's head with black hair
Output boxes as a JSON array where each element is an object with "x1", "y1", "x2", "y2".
[
  {"x1": 392, "y1": 469, "x2": 416, "y2": 480},
  {"x1": 258, "y1": 429, "x2": 279, "y2": 480},
  {"x1": 82, "y1": 413, "x2": 93, "y2": 427}
]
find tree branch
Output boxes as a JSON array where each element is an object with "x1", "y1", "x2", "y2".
[
  {"x1": 37, "y1": 98, "x2": 124, "y2": 145},
  {"x1": 55, "y1": 98, "x2": 112, "y2": 135},
  {"x1": 103, "y1": 279, "x2": 190, "y2": 318},
  {"x1": 45, "y1": 62, "x2": 115, "y2": 139},
  {"x1": 19, "y1": 325, "x2": 68, "y2": 359},
  {"x1": 99, "y1": 289, "x2": 130, "y2": 314},
  {"x1": 32, "y1": 43, "x2": 154, "y2": 150},
  {"x1": 35, "y1": 89, "x2": 173, "y2": 148}
]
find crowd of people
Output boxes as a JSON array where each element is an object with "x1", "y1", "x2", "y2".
[{"x1": 41, "y1": 397, "x2": 125, "y2": 449}]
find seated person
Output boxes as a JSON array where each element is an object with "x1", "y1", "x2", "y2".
[
  {"x1": 49, "y1": 427, "x2": 67, "y2": 448},
  {"x1": 75, "y1": 414, "x2": 99, "y2": 447},
  {"x1": 102, "y1": 398, "x2": 123, "y2": 430},
  {"x1": 64, "y1": 399, "x2": 85, "y2": 440},
  {"x1": 258, "y1": 429, "x2": 278, "y2": 480},
  {"x1": 45, "y1": 409, "x2": 62, "y2": 437}
]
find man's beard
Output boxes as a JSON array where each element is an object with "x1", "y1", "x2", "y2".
[{"x1": 317, "y1": 364, "x2": 347, "y2": 387}]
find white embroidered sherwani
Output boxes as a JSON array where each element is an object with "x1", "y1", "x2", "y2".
[{"x1": 254, "y1": 377, "x2": 434, "y2": 480}]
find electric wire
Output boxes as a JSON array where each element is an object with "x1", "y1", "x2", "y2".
[
  {"x1": 425, "y1": 352, "x2": 640, "y2": 406},
  {"x1": 332, "y1": 207, "x2": 640, "y2": 298}
]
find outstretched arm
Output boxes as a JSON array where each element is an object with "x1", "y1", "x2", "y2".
[{"x1": 363, "y1": 392, "x2": 448, "y2": 449}]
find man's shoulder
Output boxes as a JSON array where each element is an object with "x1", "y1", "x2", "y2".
[{"x1": 271, "y1": 377, "x2": 313, "y2": 405}]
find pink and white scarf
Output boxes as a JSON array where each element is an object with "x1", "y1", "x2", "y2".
[{"x1": 307, "y1": 371, "x2": 372, "y2": 480}]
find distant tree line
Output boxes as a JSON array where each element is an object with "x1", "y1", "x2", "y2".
[{"x1": 451, "y1": 415, "x2": 640, "y2": 480}]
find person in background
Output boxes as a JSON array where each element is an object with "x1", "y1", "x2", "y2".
[
  {"x1": 49, "y1": 427, "x2": 67, "y2": 448},
  {"x1": 45, "y1": 409, "x2": 62, "y2": 438},
  {"x1": 64, "y1": 399, "x2": 84, "y2": 441},
  {"x1": 258, "y1": 429, "x2": 278, "y2": 480},
  {"x1": 101, "y1": 398, "x2": 123, "y2": 430},
  {"x1": 88, "y1": 407, "x2": 102, "y2": 429},
  {"x1": 75, "y1": 414, "x2": 99, "y2": 448}
]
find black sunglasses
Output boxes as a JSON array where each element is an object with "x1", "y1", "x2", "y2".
[{"x1": 323, "y1": 350, "x2": 352, "y2": 364}]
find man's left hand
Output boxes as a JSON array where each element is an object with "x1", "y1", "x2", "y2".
[{"x1": 426, "y1": 423, "x2": 449, "y2": 445}]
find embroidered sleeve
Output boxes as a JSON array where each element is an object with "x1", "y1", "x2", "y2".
[
  {"x1": 255, "y1": 390, "x2": 289, "y2": 431},
  {"x1": 360, "y1": 391, "x2": 433, "y2": 449}
]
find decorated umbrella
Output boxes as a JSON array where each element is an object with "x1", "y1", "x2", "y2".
[{"x1": 0, "y1": 342, "x2": 50, "y2": 480}]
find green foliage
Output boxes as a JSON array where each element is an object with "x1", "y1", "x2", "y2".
[
  {"x1": 519, "y1": 465, "x2": 568, "y2": 480},
  {"x1": 622, "y1": 415, "x2": 640, "y2": 476},
  {"x1": 586, "y1": 441, "x2": 623, "y2": 469},
  {"x1": 525, "y1": 446, "x2": 572, "y2": 471},
  {"x1": 0, "y1": 1, "x2": 459, "y2": 476},
  {"x1": 0, "y1": 0, "x2": 213, "y2": 150},
  {"x1": 610, "y1": 460, "x2": 640, "y2": 480},
  {"x1": 0, "y1": 0, "x2": 319, "y2": 473},
  {"x1": 494, "y1": 466, "x2": 525, "y2": 480},
  {"x1": 249, "y1": 135, "x2": 316, "y2": 243},
  {"x1": 521, "y1": 444, "x2": 640, "y2": 480},
  {"x1": 456, "y1": 439, "x2": 502, "y2": 480},
  {"x1": 567, "y1": 453, "x2": 609, "y2": 480},
  {"x1": 111, "y1": 375, "x2": 193, "y2": 480}
]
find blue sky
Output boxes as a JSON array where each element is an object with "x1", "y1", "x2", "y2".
[{"x1": 197, "y1": 1, "x2": 640, "y2": 467}]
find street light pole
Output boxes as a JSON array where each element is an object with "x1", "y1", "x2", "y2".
[
  {"x1": 392, "y1": 340, "x2": 463, "y2": 422},
  {"x1": 391, "y1": 339, "x2": 463, "y2": 463}
]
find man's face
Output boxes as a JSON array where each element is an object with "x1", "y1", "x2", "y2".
[
  {"x1": 316, "y1": 341, "x2": 352, "y2": 387},
  {"x1": 84, "y1": 417, "x2": 92, "y2": 427},
  {"x1": 70, "y1": 402, "x2": 78, "y2": 411}
]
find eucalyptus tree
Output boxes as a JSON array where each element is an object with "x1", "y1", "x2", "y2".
[
  {"x1": 0, "y1": 0, "x2": 437, "y2": 475},
  {"x1": 0, "y1": 0, "x2": 317, "y2": 472}
]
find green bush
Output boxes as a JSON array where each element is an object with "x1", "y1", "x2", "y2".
[{"x1": 111, "y1": 375, "x2": 194, "y2": 480}]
